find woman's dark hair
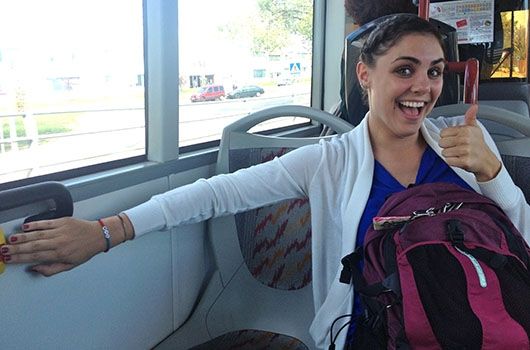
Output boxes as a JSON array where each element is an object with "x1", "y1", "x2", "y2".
[
  {"x1": 360, "y1": 14, "x2": 446, "y2": 68},
  {"x1": 345, "y1": 0, "x2": 416, "y2": 25}
]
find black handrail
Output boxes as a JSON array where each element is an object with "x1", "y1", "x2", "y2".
[{"x1": 0, "y1": 182, "x2": 73, "y2": 223}]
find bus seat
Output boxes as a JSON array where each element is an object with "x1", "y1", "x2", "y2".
[
  {"x1": 430, "y1": 104, "x2": 530, "y2": 142},
  {"x1": 497, "y1": 137, "x2": 530, "y2": 204},
  {"x1": 334, "y1": 14, "x2": 460, "y2": 126},
  {"x1": 155, "y1": 106, "x2": 353, "y2": 350},
  {"x1": 475, "y1": 101, "x2": 529, "y2": 140},
  {"x1": 479, "y1": 82, "x2": 530, "y2": 116},
  {"x1": 479, "y1": 100, "x2": 529, "y2": 117}
]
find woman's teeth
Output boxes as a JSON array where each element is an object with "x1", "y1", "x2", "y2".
[
  {"x1": 398, "y1": 101, "x2": 426, "y2": 117},
  {"x1": 399, "y1": 101, "x2": 425, "y2": 108}
]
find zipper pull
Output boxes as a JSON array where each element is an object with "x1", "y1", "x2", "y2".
[{"x1": 455, "y1": 246, "x2": 487, "y2": 288}]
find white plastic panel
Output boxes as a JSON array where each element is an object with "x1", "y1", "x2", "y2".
[
  {"x1": 0, "y1": 179, "x2": 175, "y2": 349},
  {"x1": 169, "y1": 164, "x2": 216, "y2": 330}
]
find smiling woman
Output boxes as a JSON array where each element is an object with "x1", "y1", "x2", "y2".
[
  {"x1": 355, "y1": 19, "x2": 447, "y2": 189},
  {"x1": 359, "y1": 33, "x2": 445, "y2": 139},
  {"x1": 4, "y1": 13, "x2": 529, "y2": 350}
]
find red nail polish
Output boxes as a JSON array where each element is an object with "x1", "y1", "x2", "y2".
[
  {"x1": 10, "y1": 236, "x2": 17, "y2": 243},
  {"x1": 4, "y1": 255, "x2": 11, "y2": 262},
  {"x1": 1, "y1": 246, "x2": 8, "y2": 254},
  {"x1": 22, "y1": 224, "x2": 29, "y2": 230}
]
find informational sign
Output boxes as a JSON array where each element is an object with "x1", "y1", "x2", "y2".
[
  {"x1": 289, "y1": 62, "x2": 301, "y2": 74},
  {"x1": 429, "y1": 0, "x2": 494, "y2": 44}
]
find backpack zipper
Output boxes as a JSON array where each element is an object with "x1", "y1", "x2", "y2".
[{"x1": 455, "y1": 246, "x2": 487, "y2": 288}]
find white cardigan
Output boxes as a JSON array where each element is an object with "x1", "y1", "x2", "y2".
[{"x1": 124, "y1": 115, "x2": 530, "y2": 349}]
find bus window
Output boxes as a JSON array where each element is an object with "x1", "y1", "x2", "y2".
[
  {"x1": 490, "y1": 9, "x2": 528, "y2": 80},
  {"x1": 0, "y1": 0, "x2": 145, "y2": 185},
  {"x1": 178, "y1": 0, "x2": 314, "y2": 147}
]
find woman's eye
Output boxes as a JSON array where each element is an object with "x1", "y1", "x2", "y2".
[
  {"x1": 395, "y1": 67, "x2": 413, "y2": 77},
  {"x1": 429, "y1": 67, "x2": 443, "y2": 78}
]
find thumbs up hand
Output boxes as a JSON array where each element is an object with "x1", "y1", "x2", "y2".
[
  {"x1": 438, "y1": 104, "x2": 501, "y2": 182},
  {"x1": 464, "y1": 103, "x2": 479, "y2": 126}
]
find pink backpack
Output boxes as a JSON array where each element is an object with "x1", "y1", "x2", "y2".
[{"x1": 340, "y1": 182, "x2": 530, "y2": 349}]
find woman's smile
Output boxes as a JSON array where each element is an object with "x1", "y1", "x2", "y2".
[
  {"x1": 357, "y1": 33, "x2": 445, "y2": 139},
  {"x1": 396, "y1": 99, "x2": 428, "y2": 119}
]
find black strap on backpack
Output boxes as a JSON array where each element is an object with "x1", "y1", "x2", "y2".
[
  {"x1": 339, "y1": 232, "x2": 408, "y2": 349},
  {"x1": 340, "y1": 235, "x2": 401, "y2": 298}
]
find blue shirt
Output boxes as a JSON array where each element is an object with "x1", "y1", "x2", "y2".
[{"x1": 346, "y1": 145, "x2": 473, "y2": 344}]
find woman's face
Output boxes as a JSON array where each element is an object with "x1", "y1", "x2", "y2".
[{"x1": 357, "y1": 33, "x2": 445, "y2": 140}]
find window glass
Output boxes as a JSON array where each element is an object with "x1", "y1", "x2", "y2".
[
  {"x1": 0, "y1": 0, "x2": 145, "y2": 184},
  {"x1": 489, "y1": 9, "x2": 528, "y2": 79},
  {"x1": 178, "y1": 0, "x2": 314, "y2": 146}
]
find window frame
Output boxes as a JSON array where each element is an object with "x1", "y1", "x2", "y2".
[{"x1": 0, "y1": 0, "x2": 338, "y2": 196}]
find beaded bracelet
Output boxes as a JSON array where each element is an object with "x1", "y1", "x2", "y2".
[
  {"x1": 97, "y1": 219, "x2": 111, "y2": 253},
  {"x1": 117, "y1": 213, "x2": 128, "y2": 242}
]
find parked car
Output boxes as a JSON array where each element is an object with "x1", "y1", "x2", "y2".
[
  {"x1": 190, "y1": 84, "x2": 225, "y2": 102},
  {"x1": 227, "y1": 85, "x2": 264, "y2": 99}
]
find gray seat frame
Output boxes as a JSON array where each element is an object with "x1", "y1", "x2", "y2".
[{"x1": 156, "y1": 106, "x2": 353, "y2": 350}]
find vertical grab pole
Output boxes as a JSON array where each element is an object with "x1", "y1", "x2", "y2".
[
  {"x1": 418, "y1": 0, "x2": 430, "y2": 19},
  {"x1": 446, "y1": 59, "x2": 479, "y2": 105},
  {"x1": 464, "y1": 58, "x2": 480, "y2": 104}
]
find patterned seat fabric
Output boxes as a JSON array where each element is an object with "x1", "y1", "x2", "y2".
[
  {"x1": 189, "y1": 147, "x2": 313, "y2": 349},
  {"x1": 230, "y1": 147, "x2": 312, "y2": 290},
  {"x1": 190, "y1": 329, "x2": 309, "y2": 350}
]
